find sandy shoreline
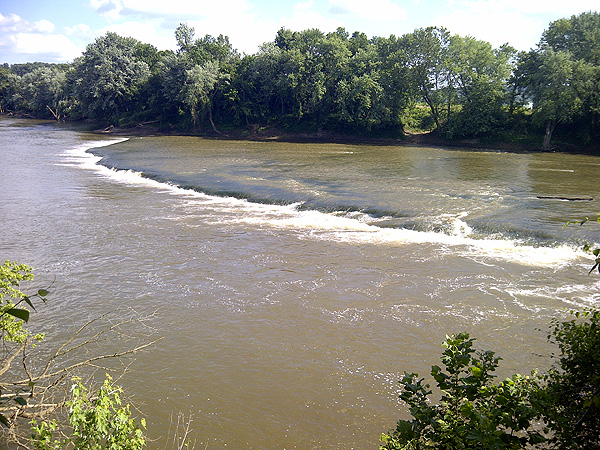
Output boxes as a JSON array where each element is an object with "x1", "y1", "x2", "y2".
[
  {"x1": 96, "y1": 122, "x2": 543, "y2": 153},
  {"x1": 3, "y1": 113, "x2": 597, "y2": 154}
]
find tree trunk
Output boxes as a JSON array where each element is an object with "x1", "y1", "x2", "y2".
[
  {"x1": 208, "y1": 105, "x2": 220, "y2": 134},
  {"x1": 542, "y1": 120, "x2": 556, "y2": 151},
  {"x1": 208, "y1": 91, "x2": 221, "y2": 134},
  {"x1": 423, "y1": 93, "x2": 441, "y2": 131},
  {"x1": 46, "y1": 105, "x2": 60, "y2": 121}
]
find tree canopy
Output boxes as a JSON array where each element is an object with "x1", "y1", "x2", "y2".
[{"x1": 2, "y1": 13, "x2": 600, "y2": 150}]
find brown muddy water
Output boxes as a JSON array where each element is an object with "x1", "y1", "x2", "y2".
[{"x1": 1, "y1": 117, "x2": 599, "y2": 449}]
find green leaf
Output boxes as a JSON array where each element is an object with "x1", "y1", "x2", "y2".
[
  {"x1": 529, "y1": 432, "x2": 546, "y2": 444},
  {"x1": 22, "y1": 295, "x2": 35, "y2": 310},
  {"x1": 37, "y1": 289, "x2": 50, "y2": 297},
  {"x1": 0, "y1": 413, "x2": 9, "y2": 427},
  {"x1": 14, "y1": 397, "x2": 27, "y2": 406},
  {"x1": 5, "y1": 308, "x2": 29, "y2": 322},
  {"x1": 470, "y1": 366, "x2": 483, "y2": 377},
  {"x1": 461, "y1": 402, "x2": 474, "y2": 416}
]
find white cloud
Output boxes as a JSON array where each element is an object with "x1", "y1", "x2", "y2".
[
  {"x1": 0, "y1": 32, "x2": 82, "y2": 62},
  {"x1": 455, "y1": 0, "x2": 600, "y2": 15},
  {"x1": 430, "y1": 0, "x2": 600, "y2": 50},
  {"x1": 34, "y1": 19, "x2": 55, "y2": 34},
  {"x1": 281, "y1": 7, "x2": 341, "y2": 33},
  {"x1": 97, "y1": 20, "x2": 175, "y2": 49},
  {"x1": 432, "y1": 8, "x2": 542, "y2": 49},
  {"x1": 0, "y1": 13, "x2": 24, "y2": 32},
  {"x1": 329, "y1": 0, "x2": 407, "y2": 20},
  {"x1": 87, "y1": 0, "x2": 267, "y2": 54},
  {"x1": 0, "y1": 13, "x2": 83, "y2": 63},
  {"x1": 90, "y1": 0, "x2": 250, "y2": 20},
  {"x1": 13, "y1": 33, "x2": 80, "y2": 57},
  {"x1": 183, "y1": 14, "x2": 274, "y2": 55},
  {"x1": 94, "y1": 12, "x2": 270, "y2": 56},
  {"x1": 89, "y1": 0, "x2": 124, "y2": 21},
  {"x1": 65, "y1": 23, "x2": 92, "y2": 37},
  {"x1": 295, "y1": 0, "x2": 314, "y2": 12},
  {"x1": 1, "y1": 13, "x2": 57, "y2": 35}
]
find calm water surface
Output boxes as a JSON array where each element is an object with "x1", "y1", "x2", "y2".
[{"x1": 1, "y1": 117, "x2": 599, "y2": 449}]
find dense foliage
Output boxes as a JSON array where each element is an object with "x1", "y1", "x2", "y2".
[
  {"x1": 381, "y1": 309, "x2": 600, "y2": 450},
  {"x1": 1, "y1": 12, "x2": 599, "y2": 149},
  {"x1": 0, "y1": 260, "x2": 46, "y2": 344},
  {"x1": 542, "y1": 310, "x2": 600, "y2": 449},
  {"x1": 380, "y1": 333, "x2": 544, "y2": 450},
  {"x1": 31, "y1": 375, "x2": 146, "y2": 450}
]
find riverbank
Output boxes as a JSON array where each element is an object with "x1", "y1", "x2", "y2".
[
  {"x1": 96, "y1": 122, "x2": 600, "y2": 155},
  {"x1": 3, "y1": 113, "x2": 597, "y2": 154}
]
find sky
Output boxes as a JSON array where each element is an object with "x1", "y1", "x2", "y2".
[{"x1": 1, "y1": 0, "x2": 599, "y2": 64}]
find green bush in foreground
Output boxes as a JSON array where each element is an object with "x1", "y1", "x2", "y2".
[
  {"x1": 31, "y1": 375, "x2": 146, "y2": 450},
  {"x1": 381, "y1": 309, "x2": 600, "y2": 450},
  {"x1": 380, "y1": 333, "x2": 544, "y2": 450},
  {"x1": 542, "y1": 310, "x2": 600, "y2": 449}
]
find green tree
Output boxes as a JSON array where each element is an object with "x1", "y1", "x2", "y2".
[
  {"x1": 161, "y1": 24, "x2": 238, "y2": 131},
  {"x1": 541, "y1": 12, "x2": 600, "y2": 146},
  {"x1": 175, "y1": 23, "x2": 196, "y2": 54},
  {"x1": 526, "y1": 48, "x2": 591, "y2": 150},
  {"x1": 0, "y1": 261, "x2": 48, "y2": 432},
  {"x1": 0, "y1": 65, "x2": 21, "y2": 113},
  {"x1": 273, "y1": 28, "x2": 329, "y2": 125},
  {"x1": 0, "y1": 261, "x2": 155, "y2": 447},
  {"x1": 0, "y1": 261, "x2": 47, "y2": 344},
  {"x1": 20, "y1": 66, "x2": 68, "y2": 120},
  {"x1": 445, "y1": 37, "x2": 515, "y2": 138},
  {"x1": 71, "y1": 32, "x2": 150, "y2": 123},
  {"x1": 542, "y1": 12, "x2": 600, "y2": 66},
  {"x1": 512, "y1": 12, "x2": 600, "y2": 149},
  {"x1": 335, "y1": 72, "x2": 387, "y2": 131},
  {"x1": 181, "y1": 61, "x2": 226, "y2": 131},
  {"x1": 380, "y1": 333, "x2": 544, "y2": 450},
  {"x1": 369, "y1": 34, "x2": 411, "y2": 133},
  {"x1": 401, "y1": 27, "x2": 453, "y2": 132}
]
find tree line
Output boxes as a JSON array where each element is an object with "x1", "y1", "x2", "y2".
[{"x1": 1, "y1": 11, "x2": 599, "y2": 150}]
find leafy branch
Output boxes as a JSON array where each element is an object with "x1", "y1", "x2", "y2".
[
  {"x1": 0, "y1": 261, "x2": 160, "y2": 448},
  {"x1": 565, "y1": 213, "x2": 600, "y2": 274}
]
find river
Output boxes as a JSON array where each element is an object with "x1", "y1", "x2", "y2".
[{"x1": 1, "y1": 117, "x2": 599, "y2": 449}]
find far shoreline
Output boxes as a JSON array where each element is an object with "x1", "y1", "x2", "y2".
[
  {"x1": 96, "y1": 122, "x2": 600, "y2": 156},
  {"x1": 3, "y1": 113, "x2": 600, "y2": 155}
]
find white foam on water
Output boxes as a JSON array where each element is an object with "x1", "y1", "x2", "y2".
[
  {"x1": 210, "y1": 199, "x2": 584, "y2": 268},
  {"x1": 60, "y1": 138, "x2": 181, "y2": 191},
  {"x1": 60, "y1": 138, "x2": 129, "y2": 169},
  {"x1": 505, "y1": 279, "x2": 600, "y2": 309},
  {"x1": 65, "y1": 139, "x2": 588, "y2": 269}
]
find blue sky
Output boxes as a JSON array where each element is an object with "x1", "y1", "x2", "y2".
[{"x1": 1, "y1": 0, "x2": 598, "y2": 64}]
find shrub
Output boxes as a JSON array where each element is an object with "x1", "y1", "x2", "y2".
[
  {"x1": 31, "y1": 375, "x2": 146, "y2": 450},
  {"x1": 541, "y1": 310, "x2": 600, "y2": 449},
  {"x1": 380, "y1": 332, "x2": 544, "y2": 450}
]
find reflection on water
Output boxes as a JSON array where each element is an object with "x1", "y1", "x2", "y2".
[{"x1": 1, "y1": 117, "x2": 599, "y2": 449}]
